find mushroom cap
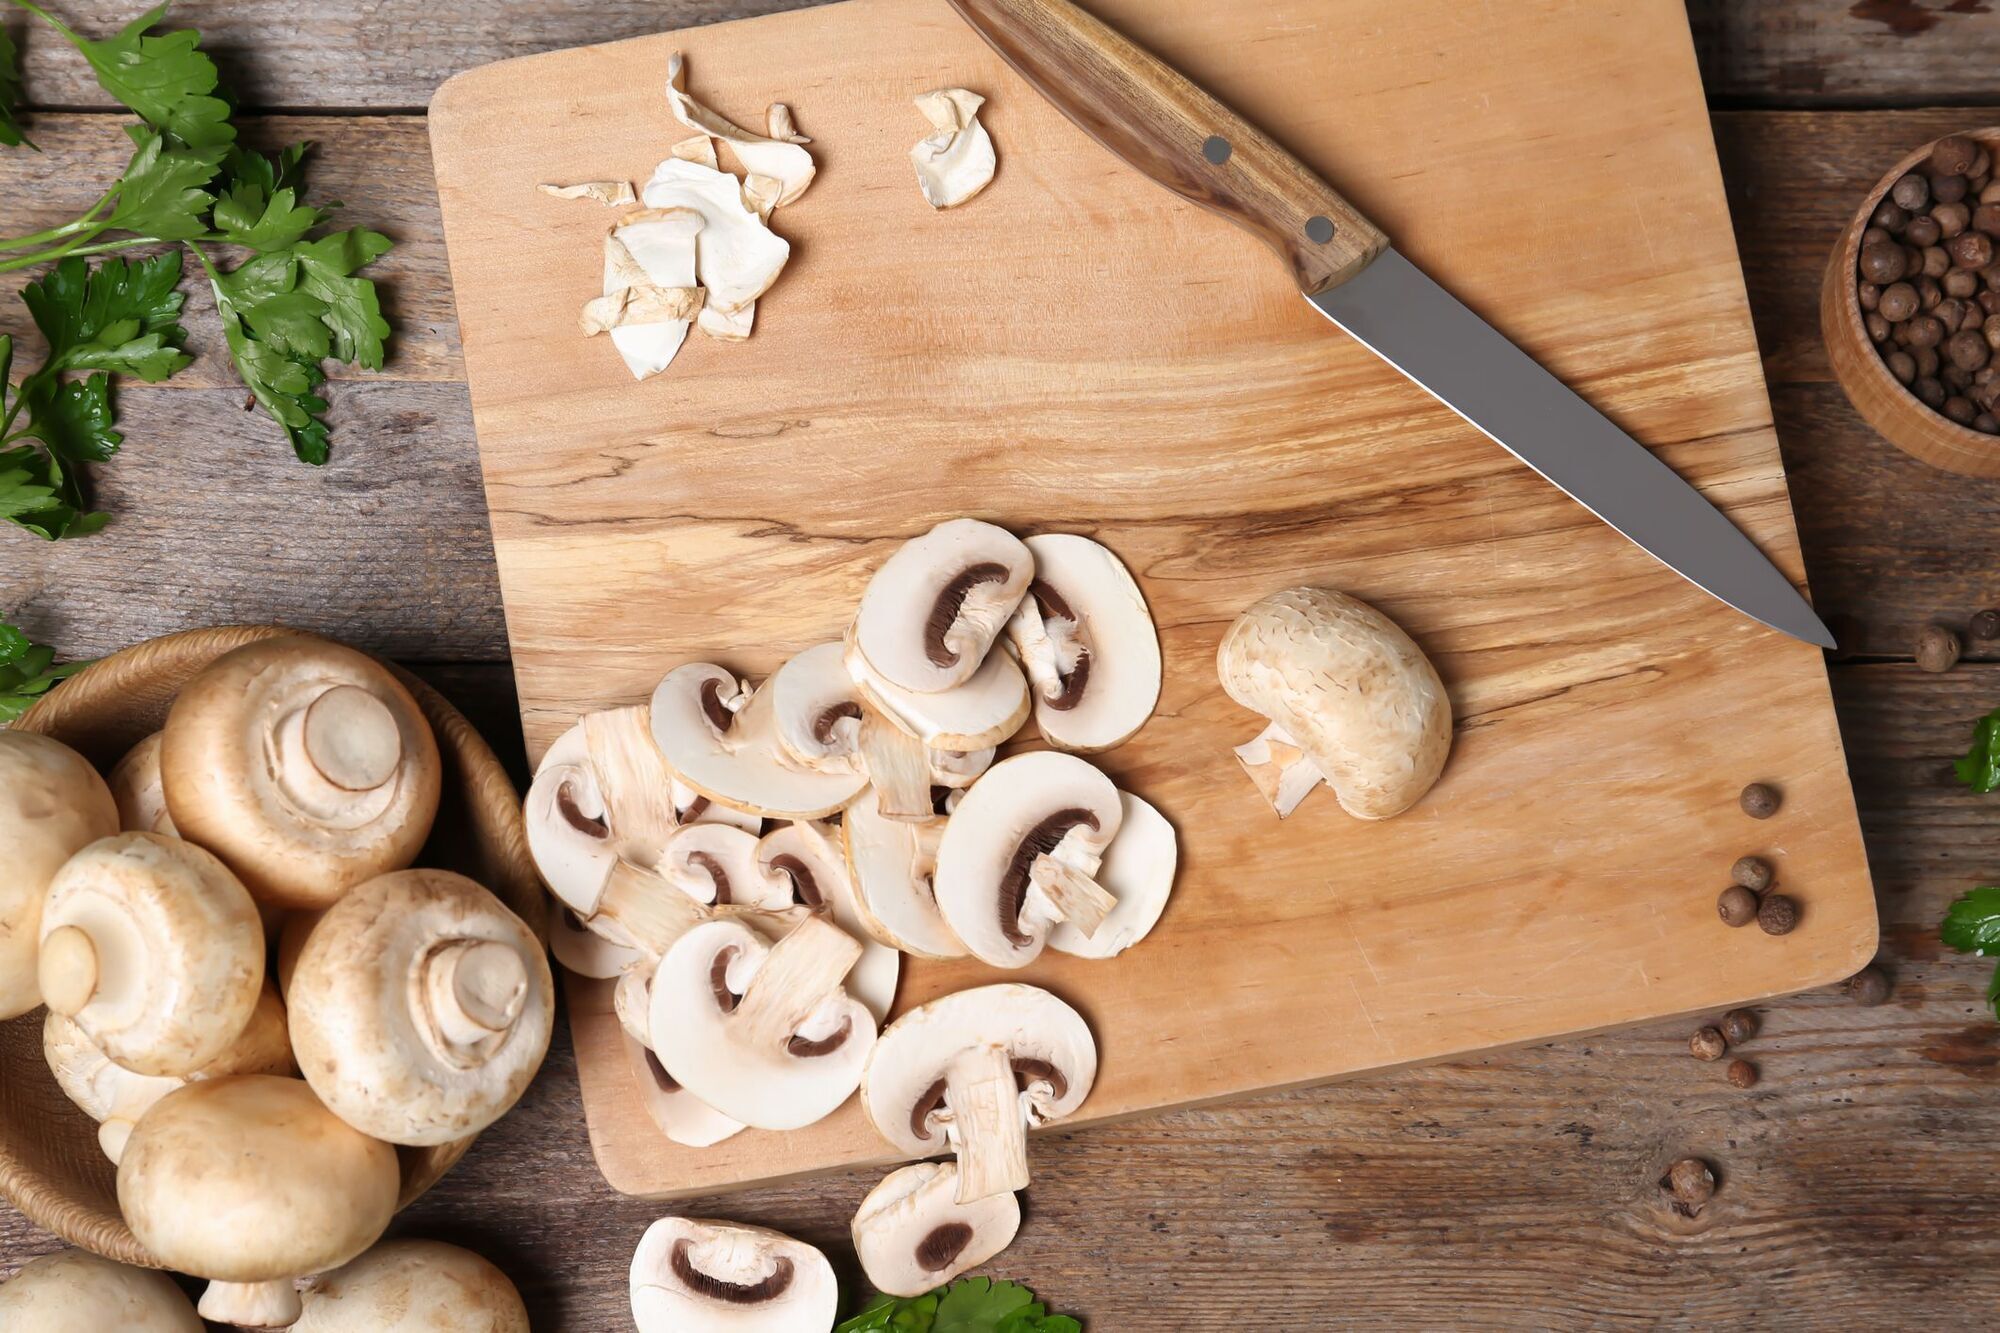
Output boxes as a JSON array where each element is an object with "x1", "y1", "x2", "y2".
[
  {"x1": 118, "y1": 1074, "x2": 399, "y2": 1282},
  {"x1": 0, "y1": 1249, "x2": 202, "y2": 1332},
  {"x1": 160, "y1": 636, "x2": 443, "y2": 909},
  {"x1": 107, "y1": 732, "x2": 177, "y2": 836},
  {"x1": 550, "y1": 903, "x2": 645, "y2": 979},
  {"x1": 852, "y1": 519, "x2": 1033, "y2": 693},
  {"x1": 861, "y1": 982, "x2": 1097, "y2": 1159},
  {"x1": 1007, "y1": 534, "x2": 1162, "y2": 753},
  {"x1": 623, "y1": 1032, "x2": 743, "y2": 1148},
  {"x1": 839, "y1": 799, "x2": 966, "y2": 961},
  {"x1": 844, "y1": 627, "x2": 1031, "y2": 751},
  {"x1": 288, "y1": 869, "x2": 554, "y2": 1145},
  {"x1": 0, "y1": 732, "x2": 118, "y2": 1020},
  {"x1": 39, "y1": 832, "x2": 265, "y2": 1077},
  {"x1": 769, "y1": 642, "x2": 865, "y2": 776},
  {"x1": 756, "y1": 821, "x2": 900, "y2": 1021},
  {"x1": 1216, "y1": 587, "x2": 1452, "y2": 820},
  {"x1": 911, "y1": 89, "x2": 999, "y2": 210},
  {"x1": 932, "y1": 752, "x2": 1122, "y2": 968},
  {"x1": 630, "y1": 1217, "x2": 837, "y2": 1333},
  {"x1": 648, "y1": 917, "x2": 875, "y2": 1130},
  {"x1": 852, "y1": 1160, "x2": 1021, "y2": 1297},
  {"x1": 1047, "y1": 792, "x2": 1178, "y2": 959},
  {"x1": 293, "y1": 1239, "x2": 529, "y2": 1333},
  {"x1": 650, "y1": 664, "x2": 867, "y2": 818}
]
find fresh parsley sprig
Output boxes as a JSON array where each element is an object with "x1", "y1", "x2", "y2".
[
  {"x1": 1942, "y1": 886, "x2": 2000, "y2": 1022},
  {"x1": 0, "y1": 24, "x2": 29, "y2": 148},
  {"x1": 0, "y1": 620, "x2": 90, "y2": 723},
  {"x1": 836, "y1": 1278, "x2": 1083, "y2": 1333},
  {"x1": 1955, "y1": 708, "x2": 2000, "y2": 794}
]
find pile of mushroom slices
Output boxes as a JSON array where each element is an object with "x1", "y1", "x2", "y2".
[{"x1": 0, "y1": 635, "x2": 552, "y2": 1330}]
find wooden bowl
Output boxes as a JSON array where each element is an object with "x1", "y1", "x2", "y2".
[
  {"x1": 1821, "y1": 126, "x2": 2000, "y2": 477},
  {"x1": 0, "y1": 626, "x2": 543, "y2": 1267}
]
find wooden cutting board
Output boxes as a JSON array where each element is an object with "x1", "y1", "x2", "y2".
[{"x1": 429, "y1": 0, "x2": 1877, "y2": 1199}]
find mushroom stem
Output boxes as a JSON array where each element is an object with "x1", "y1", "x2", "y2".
[
  {"x1": 301, "y1": 685, "x2": 404, "y2": 792},
  {"x1": 943, "y1": 1042, "x2": 1031, "y2": 1203},
  {"x1": 1024, "y1": 856, "x2": 1116, "y2": 940},
  {"x1": 733, "y1": 915, "x2": 863, "y2": 1052},
  {"x1": 1232, "y1": 721, "x2": 1324, "y2": 819},
  {"x1": 859, "y1": 709, "x2": 934, "y2": 821},
  {"x1": 423, "y1": 938, "x2": 531, "y2": 1055},
  {"x1": 198, "y1": 1278, "x2": 302, "y2": 1329},
  {"x1": 597, "y1": 860, "x2": 712, "y2": 955},
  {"x1": 1006, "y1": 595, "x2": 1067, "y2": 704},
  {"x1": 583, "y1": 708, "x2": 681, "y2": 860},
  {"x1": 37, "y1": 924, "x2": 98, "y2": 1017}
]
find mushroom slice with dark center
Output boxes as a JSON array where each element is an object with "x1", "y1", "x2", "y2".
[
  {"x1": 652, "y1": 664, "x2": 868, "y2": 819},
  {"x1": 661, "y1": 823, "x2": 786, "y2": 910},
  {"x1": 933, "y1": 752, "x2": 1123, "y2": 968},
  {"x1": 524, "y1": 711, "x2": 678, "y2": 937},
  {"x1": 841, "y1": 798, "x2": 966, "y2": 960},
  {"x1": 1004, "y1": 534, "x2": 1162, "y2": 752},
  {"x1": 649, "y1": 915, "x2": 875, "y2": 1130},
  {"x1": 629, "y1": 1217, "x2": 836, "y2": 1332},
  {"x1": 622, "y1": 1032, "x2": 743, "y2": 1148},
  {"x1": 852, "y1": 1160, "x2": 1021, "y2": 1297},
  {"x1": 853, "y1": 519, "x2": 1033, "y2": 693},
  {"x1": 844, "y1": 625, "x2": 1031, "y2": 753},
  {"x1": 1047, "y1": 792, "x2": 1179, "y2": 959},
  {"x1": 770, "y1": 642, "x2": 932, "y2": 819},
  {"x1": 861, "y1": 983, "x2": 1096, "y2": 1203},
  {"x1": 756, "y1": 821, "x2": 899, "y2": 1021}
]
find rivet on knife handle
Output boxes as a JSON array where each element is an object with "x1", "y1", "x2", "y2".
[{"x1": 947, "y1": 0, "x2": 1388, "y2": 296}]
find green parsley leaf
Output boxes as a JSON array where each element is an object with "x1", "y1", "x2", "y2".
[
  {"x1": 69, "y1": 4, "x2": 234, "y2": 150},
  {"x1": 836, "y1": 1280, "x2": 1082, "y2": 1333},
  {"x1": 21, "y1": 251, "x2": 192, "y2": 382},
  {"x1": 0, "y1": 619, "x2": 91, "y2": 725},
  {"x1": 1955, "y1": 709, "x2": 2000, "y2": 795},
  {"x1": 294, "y1": 229, "x2": 393, "y2": 370},
  {"x1": 0, "y1": 26, "x2": 31, "y2": 150},
  {"x1": 0, "y1": 444, "x2": 104, "y2": 539},
  {"x1": 1943, "y1": 886, "x2": 2000, "y2": 957},
  {"x1": 20, "y1": 371, "x2": 119, "y2": 462},
  {"x1": 212, "y1": 181, "x2": 324, "y2": 250},
  {"x1": 104, "y1": 128, "x2": 226, "y2": 241},
  {"x1": 218, "y1": 142, "x2": 309, "y2": 200},
  {"x1": 210, "y1": 283, "x2": 331, "y2": 465}
]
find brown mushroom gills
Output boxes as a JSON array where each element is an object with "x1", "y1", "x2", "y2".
[
  {"x1": 786, "y1": 1014, "x2": 852, "y2": 1058},
  {"x1": 301, "y1": 686, "x2": 404, "y2": 792},
  {"x1": 671, "y1": 1239, "x2": 794, "y2": 1305},
  {"x1": 767, "y1": 853, "x2": 825, "y2": 909},
  {"x1": 996, "y1": 808, "x2": 1100, "y2": 946},
  {"x1": 812, "y1": 701, "x2": 862, "y2": 746},
  {"x1": 907, "y1": 1056, "x2": 1065, "y2": 1141},
  {"x1": 917, "y1": 1222, "x2": 976, "y2": 1273},
  {"x1": 699, "y1": 678, "x2": 736, "y2": 732},
  {"x1": 709, "y1": 946, "x2": 741, "y2": 1013},
  {"x1": 556, "y1": 782, "x2": 608, "y2": 838},
  {"x1": 925, "y1": 563, "x2": 1011, "y2": 668},
  {"x1": 1028, "y1": 580, "x2": 1091, "y2": 710},
  {"x1": 687, "y1": 850, "x2": 734, "y2": 905}
]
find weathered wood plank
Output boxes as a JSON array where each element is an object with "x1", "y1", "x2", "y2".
[
  {"x1": 4, "y1": 1, "x2": 1996, "y2": 112},
  {"x1": 7, "y1": 661, "x2": 1993, "y2": 1328}
]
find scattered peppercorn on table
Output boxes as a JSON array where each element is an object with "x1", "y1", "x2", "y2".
[{"x1": 3, "y1": 1, "x2": 2000, "y2": 1327}]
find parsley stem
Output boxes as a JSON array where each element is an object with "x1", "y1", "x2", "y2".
[{"x1": 0, "y1": 191, "x2": 116, "y2": 253}]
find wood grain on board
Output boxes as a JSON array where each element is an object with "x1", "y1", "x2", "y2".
[{"x1": 430, "y1": 0, "x2": 1876, "y2": 1197}]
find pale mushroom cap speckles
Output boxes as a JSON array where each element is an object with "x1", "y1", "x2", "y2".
[
  {"x1": 852, "y1": 1160, "x2": 1021, "y2": 1297},
  {"x1": 0, "y1": 732, "x2": 118, "y2": 1020},
  {"x1": 107, "y1": 733, "x2": 177, "y2": 836},
  {"x1": 118, "y1": 1075, "x2": 399, "y2": 1282},
  {"x1": 293, "y1": 1240, "x2": 529, "y2": 1332},
  {"x1": 0, "y1": 1249, "x2": 202, "y2": 1331},
  {"x1": 630, "y1": 1217, "x2": 837, "y2": 1333},
  {"x1": 1216, "y1": 586, "x2": 1453, "y2": 820}
]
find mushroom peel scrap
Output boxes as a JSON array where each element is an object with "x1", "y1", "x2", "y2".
[
  {"x1": 640, "y1": 158, "x2": 791, "y2": 316},
  {"x1": 1005, "y1": 533, "x2": 1162, "y2": 752},
  {"x1": 853, "y1": 519, "x2": 1033, "y2": 693},
  {"x1": 844, "y1": 627, "x2": 1032, "y2": 753},
  {"x1": 287, "y1": 869, "x2": 554, "y2": 1146},
  {"x1": 1047, "y1": 791, "x2": 1178, "y2": 959},
  {"x1": 1217, "y1": 587, "x2": 1453, "y2": 820},
  {"x1": 853, "y1": 1160, "x2": 1021, "y2": 1297},
  {"x1": 840, "y1": 797, "x2": 966, "y2": 961},
  {"x1": 108, "y1": 732, "x2": 177, "y2": 835},
  {"x1": 651, "y1": 663, "x2": 868, "y2": 818},
  {"x1": 600, "y1": 207, "x2": 703, "y2": 381},
  {"x1": 0, "y1": 1249, "x2": 202, "y2": 1331},
  {"x1": 292, "y1": 1239, "x2": 530, "y2": 1333},
  {"x1": 648, "y1": 915, "x2": 875, "y2": 1130},
  {"x1": 756, "y1": 820, "x2": 900, "y2": 1021},
  {"x1": 664, "y1": 52, "x2": 816, "y2": 209},
  {"x1": 630, "y1": 1217, "x2": 836, "y2": 1333},
  {"x1": 0, "y1": 731, "x2": 117, "y2": 1020},
  {"x1": 933, "y1": 751, "x2": 1124, "y2": 968},
  {"x1": 624, "y1": 1032, "x2": 744, "y2": 1148},
  {"x1": 911, "y1": 88, "x2": 998, "y2": 209},
  {"x1": 38, "y1": 831, "x2": 265, "y2": 1077},
  {"x1": 862, "y1": 983, "x2": 1096, "y2": 1203},
  {"x1": 160, "y1": 635, "x2": 443, "y2": 909},
  {"x1": 119, "y1": 1075, "x2": 400, "y2": 1330}
]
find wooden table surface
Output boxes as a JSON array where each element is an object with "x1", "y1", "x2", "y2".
[{"x1": 3, "y1": 2, "x2": 1998, "y2": 1327}]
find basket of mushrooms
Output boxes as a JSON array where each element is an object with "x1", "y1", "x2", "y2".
[{"x1": 0, "y1": 624, "x2": 551, "y2": 1328}]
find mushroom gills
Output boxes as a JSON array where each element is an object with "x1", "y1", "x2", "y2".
[
  {"x1": 629, "y1": 1217, "x2": 837, "y2": 1332},
  {"x1": 844, "y1": 628, "x2": 1031, "y2": 752},
  {"x1": 1047, "y1": 791, "x2": 1179, "y2": 959},
  {"x1": 851, "y1": 518, "x2": 1033, "y2": 694},
  {"x1": 652, "y1": 663, "x2": 870, "y2": 819},
  {"x1": 756, "y1": 820, "x2": 900, "y2": 1021}
]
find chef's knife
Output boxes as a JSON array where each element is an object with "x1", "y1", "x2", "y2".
[{"x1": 945, "y1": 0, "x2": 1834, "y2": 648}]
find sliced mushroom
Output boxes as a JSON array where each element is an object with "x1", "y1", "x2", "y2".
[
  {"x1": 651, "y1": 663, "x2": 867, "y2": 819},
  {"x1": 769, "y1": 642, "x2": 935, "y2": 819},
  {"x1": 662, "y1": 821, "x2": 788, "y2": 909},
  {"x1": 640, "y1": 159, "x2": 791, "y2": 315},
  {"x1": 614, "y1": 960, "x2": 660, "y2": 1048},
  {"x1": 839, "y1": 797, "x2": 966, "y2": 960},
  {"x1": 107, "y1": 732, "x2": 176, "y2": 835},
  {"x1": 0, "y1": 732, "x2": 118, "y2": 1021},
  {"x1": 1216, "y1": 586, "x2": 1452, "y2": 820},
  {"x1": 911, "y1": 88, "x2": 997, "y2": 209},
  {"x1": 601, "y1": 208, "x2": 704, "y2": 380},
  {"x1": 38, "y1": 832, "x2": 265, "y2": 1077},
  {"x1": 932, "y1": 752, "x2": 1123, "y2": 968},
  {"x1": 287, "y1": 869, "x2": 554, "y2": 1146},
  {"x1": 648, "y1": 915, "x2": 874, "y2": 1130},
  {"x1": 845, "y1": 628, "x2": 1031, "y2": 752},
  {"x1": 293, "y1": 1239, "x2": 529, "y2": 1333},
  {"x1": 756, "y1": 821, "x2": 899, "y2": 1021},
  {"x1": 1004, "y1": 533, "x2": 1162, "y2": 752},
  {"x1": 675, "y1": 778, "x2": 763, "y2": 834},
  {"x1": 929, "y1": 745, "x2": 995, "y2": 789},
  {"x1": 630, "y1": 1217, "x2": 836, "y2": 1333},
  {"x1": 623, "y1": 1031, "x2": 744, "y2": 1148},
  {"x1": 0, "y1": 1249, "x2": 202, "y2": 1331},
  {"x1": 852, "y1": 519, "x2": 1032, "y2": 693},
  {"x1": 664, "y1": 52, "x2": 815, "y2": 209},
  {"x1": 852, "y1": 1160, "x2": 1021, "y2": 1297},
  {"x1": 862, "y1": 983, "x2": 1096, "y2": 1202},
  {"x1": 160, "y1": 636, "x2": 442, "y2": 910},
  {"x1": 45, "y1": 978, "x2": 295, "y2": 1164},
  {"x1": 119, "y1": 1075, "x2": 400, "y2": 1330},
  {"x1": 541, "y1": 179, "x2": 637, "y2": 206},
  {"x1": 1046, "y1": 792, "x2": 1177, "y2": 959},
  {"x1": 551, "y1": 904, "x2": 645, "y2": 979}
]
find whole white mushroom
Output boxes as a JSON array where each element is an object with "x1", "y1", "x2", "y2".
[
  {"x1": 0, "y1": 1249, "x2": 201, "y2": 1331},
  {"x1": 0, "y1": 732, "x2": 118, "y2": 1019},
  {"x1": 293, "y1": 1239, "x2": 529, "y2": 1332}
]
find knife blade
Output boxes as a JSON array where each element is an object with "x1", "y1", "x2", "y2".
[{"x1": 946, "y1": 0, "x2": 1834, "y2": 648}]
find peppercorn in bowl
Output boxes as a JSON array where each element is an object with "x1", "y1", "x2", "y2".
[{"x1": 1822, "y1": 128, "x2": 2000, "y2": 477}]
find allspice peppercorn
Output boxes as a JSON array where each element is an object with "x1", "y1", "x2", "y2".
[
  {"x1": 1848, "y1": 966, "x2": 1890, "y2": 1007},
  {"x1": 1859, "y1": 241, "x2": 1906, "y2": 284},
  {"x1": 1891, "y1": 172, "x2": 1929, "y2": 211},
  {"x1": 1932, "y1": 136, "x2": 1978, "y2": 177},
  {"x1": 1719, "y1": 1008, "x2": 1758, "y2": 1044},
  {"x1": 1717, "y1": 885, "x2": 1759, "y2": 927},
  {"x1": 1730, "y1": 856, "x2": 1773, "y2": 893},
  {"x1": 1726, "y1": 1059, "x2": 1758, "y2": 1089},
  {"x1": 1689, "y1": 1027, "x2": 1727, "y2": 1062},
  {"x1": 1663, "y1": 1158, "x2": 1716, "y2": 1209},
  {"x1": 1970, "y1": 608, "x2": 2000, "y2": 641},
  {"x1": 1949, "y1": 230, "x2": 1995, "y2": 270},
  {"x1": 1739, "y1": 783, "x2": 1781, "y2": 819},
  {"x1": 1949, "y1": 329, "x2": 1992, "y2": 372},
  {"x1": 1757, "y1": 893, "x2": 1800, "y2": 936},
  {"x1": 1918, "y1": 624, "x2": 1963, "y2": 673},
  {"x1": 1878, "y1": 281, "x2": 1920, "y2": 322}
]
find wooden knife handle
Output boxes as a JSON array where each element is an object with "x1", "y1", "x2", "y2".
[{"x1": 947, "y1": 0, "x2": 1388, "y2": 295}]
